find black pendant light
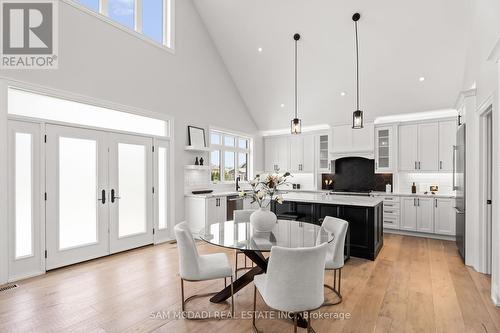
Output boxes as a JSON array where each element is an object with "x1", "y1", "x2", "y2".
[
  {"x1": 352, "y1": 13, "x2": 364, "y2": 129},
  {"x1": 291, "y1": 33, "x2": 302, "y2": 134}
]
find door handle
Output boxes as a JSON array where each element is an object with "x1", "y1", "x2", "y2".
[
  {"x1": 111, "y1": 189, "x2": 121, "y2": 203},
  {"x1": 452, "y1": 145, "x2": 457, "y2": 190},
  {"x1": 98, "y1": 189, "x2": 106, "y2": 204}
]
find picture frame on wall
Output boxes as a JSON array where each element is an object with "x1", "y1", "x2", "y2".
[{"x1": 187, "y1": 126, "x2": 206, "y2": 148}]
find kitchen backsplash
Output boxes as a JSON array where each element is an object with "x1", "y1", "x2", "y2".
[{"x1": 397, "y1": 172, "x2": 454, "y2": 194}]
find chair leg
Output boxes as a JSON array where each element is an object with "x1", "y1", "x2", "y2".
[
  {"x1": 307, "y1": 311, "x2": 311, "y2": 332},
  {"x1": 181, "y1": 278, "x2": 185, "y2": 311},
  {"x1": 252, "y1": 286, "x2": 258, "y2": 333},
  {"x1": 235, "y1": 250, "x2": 238, "y2": 278},
  {"x1": 322, "y1": 268, "x2": 343, "y2": 307},
  {"x1": 224, "y1": 277, "x2": 227, "y2": 288},
  {"x1": 230, "y1": 276, "x2": 234, "y2": 318}
]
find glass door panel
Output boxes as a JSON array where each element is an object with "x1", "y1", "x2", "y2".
[
  {"x1": 154, "y1": 139, "x2": 171, "y2": 243},
  {"x1": 58, "y1": 137, "x2": 98, "y2": 249},
  {"x1": 8, "y1": 121, "x2": 43, "y2": 280},
  {"x1": 109, "y1": 133, "x2": 153, "y2": 253},
  {"x1": 117, "y1": 143, "x2": 147, "y2": 237},
  {"x1": 46, "y1": 125, "x2": 109, "y2": 270}
]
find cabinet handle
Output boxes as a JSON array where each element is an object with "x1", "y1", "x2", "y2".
[
  {"x1": 418, "y1": 161, "x2": 421, "y2": 169},
  {"x1": 413, "y1": 198, "x2": 416, "y2": 206},
  {"x1": 440, "y1": 161, "x2": 443, "y2": 170},
  {"x1": 415, "y1": 161, "x2": 417, "y2": 170},
  {"x1": 435, "y1": 199, "x2": 437, "y2": 208},
  {"x1": 375, "y1": 162, "x2": 378, "y2": 169},
  {"x1": 418, "y1": 198, "x2": 420, "y2": 206}
]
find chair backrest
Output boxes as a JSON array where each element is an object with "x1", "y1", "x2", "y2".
[
  {"x1": 263, "y1": 243, "x2": 328, "y2": 312},
  {"x1": 174, "y1": 222, "x2": 200, "y2": 280},
  {"x1": 317, "y1": 216, "x2": 349, "y2": 268},
  {"x1": 233, "y1": 209, "x2": 255, "y2": 223}
]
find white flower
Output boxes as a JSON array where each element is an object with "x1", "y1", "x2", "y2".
[
  {"x1": 239, "y1": 191, "x2": 245, "y2": 197},
  {"x1": 257, "y1": 190, "x2": 265, "y2": 199},
  {"x1": 276, "y1": 195, "x2": 284, "y2": 204}
]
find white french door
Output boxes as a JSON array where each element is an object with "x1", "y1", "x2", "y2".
[
  {"x1": 109, "y1": 134, "x2": 153, "y2": 253},
  {"x1": 46, "y1": 125, "x2": 110, "y2": 269},
  {"x1": 45, "y1": 124, "x2": 154, "y2": 269}
]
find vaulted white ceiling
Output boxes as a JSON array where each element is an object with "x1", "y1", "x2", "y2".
[{"x1": 193, "y1": 0, "x2": 468, "y2": 131}]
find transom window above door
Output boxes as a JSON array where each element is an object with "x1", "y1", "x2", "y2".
[
  {"x1": 73, "y1": 0, "x2": 174, "y2": 50},
  {"x1": 210, "y1": 130, "x2": 251, "y2": 183}
]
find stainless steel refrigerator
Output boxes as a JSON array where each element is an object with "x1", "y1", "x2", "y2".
[{"x1": 454, "y1": 124, "x2": 466, "y2": 260}]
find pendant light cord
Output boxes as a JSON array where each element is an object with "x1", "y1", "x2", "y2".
[
  {"x1": 295, "y1": 38, "x2": 298, "y2": 119},
  {"x1": 355, "y1": 20, "x2": 359, "y2": 111}
]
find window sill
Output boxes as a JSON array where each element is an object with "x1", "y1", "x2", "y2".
[{"x1": 63, "y1": 0, "x2": 175, "y2": 54}]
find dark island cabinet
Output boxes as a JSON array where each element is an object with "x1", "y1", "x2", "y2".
[{"x1": 272, "y1": 201, "x2": 383, "y2": 261}]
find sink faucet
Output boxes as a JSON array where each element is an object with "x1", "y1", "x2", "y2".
[{"x1": 236, "y1": 176, "x2": 241, "y2": 191}]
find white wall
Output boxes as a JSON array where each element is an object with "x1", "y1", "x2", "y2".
[
  {"x1": 0, "y1": 0, "x2": 260, "y2": 284},
  {"x1": 0, "y1": 0, "x2": 258, "y2": 221},
  {"x1": 460, "y1": 0, "x2": 500, "y2": 305}
]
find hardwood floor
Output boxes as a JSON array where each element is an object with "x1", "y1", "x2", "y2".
[{"x1": 1, "y1": 234, "x2": 499, "y2": 332}]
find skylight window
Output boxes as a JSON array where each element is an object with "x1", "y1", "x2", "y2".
[{"x1": 74, "y1": 0, "x2": 174, "y2": 50}]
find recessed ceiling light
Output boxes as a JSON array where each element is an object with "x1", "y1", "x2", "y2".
[
  {"x1": 419, "y1": 76, "x2": 425, "y2": 82},
  {"x1": 280, "y1": 103, "x2": 285, "y2": 108},
  {"x1": 258, "y1": 47, "x2": 263, "y2": 53},
  {"x1": 340, "y1": 92, "x2": 346, "y2": 96}
]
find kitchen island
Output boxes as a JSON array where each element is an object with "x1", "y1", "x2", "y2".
[{"x1": 271, "y1": 192, "x2": 384, "y2": 260}]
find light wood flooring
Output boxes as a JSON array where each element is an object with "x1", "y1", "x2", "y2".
[{"x1": 0, "y1": 234, "x2": 499, "y2": 332}]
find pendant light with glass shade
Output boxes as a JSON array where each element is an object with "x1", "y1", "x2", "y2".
[
  {"x1": 352, "y1": 13, "x2": 364, "y2": 129},
  {"x1": 291, "y1": 33, "x2": 301, "y2": 134}
]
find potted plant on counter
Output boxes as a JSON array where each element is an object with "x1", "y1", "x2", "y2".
[{"x1": 239, "y1": 172, "x2": 291, "y2": 232}]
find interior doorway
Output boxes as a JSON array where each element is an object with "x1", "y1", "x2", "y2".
[{"x1": 480, "y1": 106, "x2": 493, "y2": 274}]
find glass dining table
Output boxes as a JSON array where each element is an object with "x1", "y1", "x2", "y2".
[{"x1": 198, "y1": 219, "x2": 333, "y2": 304}]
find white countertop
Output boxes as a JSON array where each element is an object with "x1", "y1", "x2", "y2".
[
  {"x1": 281, "y1": 192, "x2": 383, "y2": 207},
  {"x1": 185, "y1": 189, "x2": 455, "y2": 200},
  {"x1": 370, "y1": 191, "x2": 456, "y2": 199}
]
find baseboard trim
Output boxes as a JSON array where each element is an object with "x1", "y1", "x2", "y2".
[
  {"x1": 492, "y1": 284, "x2": 500, "y2": 307},
  {"x1": 8, "y1": 270, "x2": 45, "y2": 283},
  {"x1": 384, "y1": 228, "x2": 455, "y2": 241}
]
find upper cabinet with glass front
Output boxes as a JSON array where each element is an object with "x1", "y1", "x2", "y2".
[
  {"x1": 375, "y1": 126, "x2": 395, "y2": 173},
  {"x1": 317, "y1": 133, "x2": 331, "y2": 173}
]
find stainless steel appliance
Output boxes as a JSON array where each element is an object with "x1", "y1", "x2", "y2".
[
  {"x1": 227, "y1": 195, "x2": 243, "y2": 220},
  {"x1": 454, "y1": 124, "x2": 466, "y2": 260}
]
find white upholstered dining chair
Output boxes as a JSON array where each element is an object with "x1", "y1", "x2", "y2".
[
  {"x1": 317, "y1": 216, "x2": 349, "y2": 306},
  {"x1": 252, "y1": 243, "x2": 328, "y2": 332},
  {"x1": 174, "y1": 222, "x2": 234, "y2": 318},
  {"x1": 234, "y1": 209, "x2": 255, "y2": 277}
]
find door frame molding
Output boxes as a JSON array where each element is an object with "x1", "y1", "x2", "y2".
[{"x1": 478, "y1": 101, "x2": 493, "y2": 275}]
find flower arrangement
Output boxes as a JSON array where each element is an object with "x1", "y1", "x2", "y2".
[{"x1": 239, "y1": 172, "x2": 291, "y2": 208}]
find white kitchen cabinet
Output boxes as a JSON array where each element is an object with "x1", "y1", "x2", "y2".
[
  {"x1": 418, "y1": 123, "x2": 439, "y2": 171},
  {"x1": 438, "y1": 121, "x2": 456, "y2": 171},
  {"x1": 399, "y1": 124, "x2": 419, "y2": 171},
  {"x1": 289, "y1": 134, "x2": 314, "y2": 173},
  {"x1": 416, "y1": 197, "x2": 434, "y2": 232},
  {"x1": 400, "y1": 197, "x2": 417, "y2": 230},
  {"x1": 399, "y1": 121, "x2": 450, "y2": 172},
  {"x1": 185, "y1": 196, "x2": 227, "y2": 235},
  {"x1": 317, "y1": 133, "x2": 331, "y2": 172},
  {"x1": 375, "y1": 126, "x2": 394, "y2": 173},
  {"x1": 264, "y1": 136, "x2": 289, "y2": 172},
  {"x1": 331, "y1": 123, "x2": 374, "y2": 157},
  {"x1": 434, "y1": 198, "x2": 456, "y2": 235}
]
